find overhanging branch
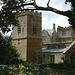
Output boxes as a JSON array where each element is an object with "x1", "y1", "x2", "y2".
[
  {"x1": 19, "y1": 2, "x2": 71, "y2": 17},
  {"x1": 34, "y1": 6, "x2": 70, "y2": 17}
]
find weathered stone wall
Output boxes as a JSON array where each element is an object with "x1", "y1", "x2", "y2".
[
  {"x1": 57, "y1": 26, "x2": 75, "y2": 43},
  {"x1": 42, "y1": 30, "x2": 51, "y2": 44},
  {"x1": 12, "y1": 10, "x2": 42, "y2": 63},
  {"x1": 64, "y1": 42, "x2": 75, "y2": 63},
  {"x1": 12, "y1": 12, "x2": 28, "y2": 38},
  {"x1": 12, "y1": 38, "x2": 27, "y2": 60},
  {"x1": 35, "y1": 52, "x2": 63, "y2": 64},
  {"x1": 27, "y1": 13, "x2": 42, "y2": 38},
  {"x1": 27, "y1": 38, "x2": 42, "y2": 63},
  {"x1": 54, "y1": 52, "x2": 63, "y2": 63}
]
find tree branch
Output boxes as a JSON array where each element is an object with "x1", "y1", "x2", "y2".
[
  {"x1": 15, "y1": 1, "x2": 71, "y2": 17},
  {"x1": 47, "y1": 0, "x2": 50, "y2": 7},
  {"x1": 34, "y1": 6, "x2": 70, "y2": 17},
  {"x1": 20, "y1": 2, "x2": 34, "y2": 6}
]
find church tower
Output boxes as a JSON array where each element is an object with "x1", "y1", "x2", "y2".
[{"x1": 12, "y1": 10, "x2": 42, "y2": 63}]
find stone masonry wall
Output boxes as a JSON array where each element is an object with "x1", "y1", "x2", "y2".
[
  {"x1": 12, "y1": 38, "x2": 27, "y2": 60},
  {"x1": 27, "y1": 38, "x2": 42, "y2": 63}
]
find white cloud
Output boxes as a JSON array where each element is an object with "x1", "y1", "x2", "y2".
[
  {"x1": 36, "y1": 0, "x2": 48, "y2": 7},
  {"x1": 37, "y1": 0, "x2": 71, "y2": 30}
]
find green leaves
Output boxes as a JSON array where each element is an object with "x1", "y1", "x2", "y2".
[
  {"x1": 0, "y1": 0, "x2": 25, "y2": 33},
  {"x1": 0, "y1": 33, "x2": 24, "y2": 65},
  {"x1": 67, "y1": 0, "x2": 75, "y2": 30}
]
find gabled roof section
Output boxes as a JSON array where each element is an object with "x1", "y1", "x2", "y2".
[
  {"x1": 46, "y1": 29, "x2": 54, "y2": 36},
  {"x1": 42, "y1": 29, "x2": 54, "y2": 36},
  {"x1": 36, "y1": 47, "x2": 66, "y2": 53},
  {"x1": 63, "y1": 41, "x2": 75, "y2": 54},
  {"x1": 42, "y1": 29, "x2": 50, "y2": 36}
]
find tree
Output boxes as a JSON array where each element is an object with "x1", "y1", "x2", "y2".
[
  {"x1": 0, "y1": 33, "x2": 24, "y2": 65},
  {"x1": 0, "y1": 0, "x2": 75, "y2": 33}
]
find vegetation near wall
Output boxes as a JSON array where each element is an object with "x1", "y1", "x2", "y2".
[
  {"x1": 0, "y1": 33, "x2": 24, "y2": 65},
  {"x1": 0, "y1": 63, "x2": 75, "y2": 75}
]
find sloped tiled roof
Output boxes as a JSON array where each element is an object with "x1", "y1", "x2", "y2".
[
  {"x1": 42, "y1": 29, "x2": 54, "y2": 36},
  {"x1": 46, "y1": 29, "x2": 54, "y2": 36},
  {"x1": 63, "y1": 41, "x2": 75, "y2": 53},
  {"x1": 36, "y1": 41, "x2": 75, "y2": 53},
  {"x1": 36, "y1": 47, "x2": 66, "y2": 53}
]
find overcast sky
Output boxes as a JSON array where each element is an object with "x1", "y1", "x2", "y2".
[
  {"x1": 0, "y1": 0, "x2": 71, "y2": 34},
  {"x1": 36, "y1": 0, "x2": 71, "y2": 30}
]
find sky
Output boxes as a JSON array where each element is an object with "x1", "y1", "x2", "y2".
[
  {"x1": 0, "y1": 0, "x2": 71, "y2": 35},
  {"x1": 36, "y1": 0, "x2": 71, "y2": 30}
]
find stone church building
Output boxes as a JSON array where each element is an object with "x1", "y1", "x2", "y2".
[
  {"x1": 12, "y1": 10, "x2": 75, "y2": 64},
  {"x1": 57, "y1": 26, "x2": 75, "y2": 43},
  {"x1": 41, "y1": 25, "x2": 75, "y2": 64},
  {"x1": 42, "y1": 25, "x2": 75, "y2": 45},
  {"x1": 12, "y1": 10, "x2": 42, "y2": 63},
  {"x1": 42, "y1": 24, "x2": 58, "y2": 44}
]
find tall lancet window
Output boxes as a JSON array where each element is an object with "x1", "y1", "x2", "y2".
[
  {"x1": 33, "y1": 26, "x2": 36, "y2": 33},
  {"x1": 18, "y1": 25, "x2": 21, "y2": 33}
]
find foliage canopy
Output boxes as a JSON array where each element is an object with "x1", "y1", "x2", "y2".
[{"x1": 0, "y1": 33, "x2": 24, "y2": 65}]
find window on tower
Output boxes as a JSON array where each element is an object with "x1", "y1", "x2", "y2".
[
  {"x1": 18, "y1": 39, "x2": 20, "y2": 45},
  {"x1": 33, "y1": 26, "x2": 36, "y2": 33},
  {"x1": 62, "y1": 31, "x2": 66, "y2": 36},
  {"x1": 18, "y1": 25, "x2": 21, "y2": 33},
  {"x1": 22, "y1": 28, "x2": 24, "y2": 32}
]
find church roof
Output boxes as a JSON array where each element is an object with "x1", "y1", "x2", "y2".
[
  {"x1": 36, "y1": 41, "x2": 75, "y2": 53},
  {"x1": 42, "y1": 29, "x2": 54, "y2": 36},
  {"x1": 36, "y1": 47, "x2": 66, "y2": 53},
  {"x1": 46, "y1": 29, "x2": 54, "y2": 36},
  {"x1": 63, "y1": 41, "x2": 75, "y2": 53}
]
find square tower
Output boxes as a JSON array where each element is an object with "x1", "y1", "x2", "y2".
[{"x1": 12, "y1": 10, "x2": 42, "y2": 63}]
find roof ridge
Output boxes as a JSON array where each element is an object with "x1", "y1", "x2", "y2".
[{"x1": 63, "y1": 41, "x2": 75, "y2": 53}]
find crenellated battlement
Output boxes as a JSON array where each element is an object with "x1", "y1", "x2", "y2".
[
  {"x1": 57, "y1": 26, "x2": 71, "y2": 31},
  {"x1": 15, "y1": 10, "x2": 41, "y2": 18}
]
